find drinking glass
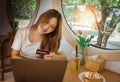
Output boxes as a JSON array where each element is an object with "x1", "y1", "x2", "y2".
[{"x1": 70, "y1": 56, "x2": 81, "y2": 71}]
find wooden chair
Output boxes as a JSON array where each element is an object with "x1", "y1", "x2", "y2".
[{"x1": 0, "y1": 35, "x2": 12, "y2": 81}]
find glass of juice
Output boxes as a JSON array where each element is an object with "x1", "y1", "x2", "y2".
[{"x1": 70, "y1": 56, "x2": 81, "y2": 71}]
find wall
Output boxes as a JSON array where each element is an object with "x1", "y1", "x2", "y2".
[
  {"x1": 0, "y1": 0, "x2": 12, "y2": 35},
  {"x1": 34, "y1": 0, "x2": 53, "y2": 24}
]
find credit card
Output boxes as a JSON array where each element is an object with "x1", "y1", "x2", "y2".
[{"x1": 36, "y1": 49, "x2": 50, "y2": 58}]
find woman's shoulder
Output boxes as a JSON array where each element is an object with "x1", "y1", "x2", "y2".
[
  {"x1": 17, "y1": 27, "x2": 30, "y2": 33},
  {"x1": 15, "y1": 27, "x2": 30, "y2": 38},
  {"x1": 16, "y1": 27, "x2": 30, "y2": 41},
  {"x1": 18, "y1": 27, "x2": 29, "y2": 31}
]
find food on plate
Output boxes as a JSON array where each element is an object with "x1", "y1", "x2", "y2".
[{"x1": 82, "y1": 72, "x2": 103, "y2": 82}]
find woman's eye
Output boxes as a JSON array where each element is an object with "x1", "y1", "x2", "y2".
[{"x1": 50, "y1": 26, "x2": 55, "y2": 29}]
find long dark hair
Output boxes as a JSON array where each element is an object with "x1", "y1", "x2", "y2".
[{"x1": 34, "y1": 9, "x2": 62, "y2": 53}]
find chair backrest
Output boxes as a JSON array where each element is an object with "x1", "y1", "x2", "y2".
[{"x1": 0, "y1": 35, "x2": 12, "y2": 81}]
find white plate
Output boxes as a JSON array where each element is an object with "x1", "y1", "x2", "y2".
[{"x1": 78, "y1": 72, "x2": 106, "y2": 82}]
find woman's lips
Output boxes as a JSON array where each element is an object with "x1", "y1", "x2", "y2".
[{"x1": 41, "y1": 27, "x2": 47, "y2": 33}]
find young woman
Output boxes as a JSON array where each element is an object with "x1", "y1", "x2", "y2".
[{"x1": 11, "y1": 9, "x2": 66, "y2": 59}]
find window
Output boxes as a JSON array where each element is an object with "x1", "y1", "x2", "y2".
[
  {"x1": 62, "y1": 0, "x2": 120, "y2": 49},
  {"x1": 7, "y1": 0, "x2": 40, "y2": 29}
]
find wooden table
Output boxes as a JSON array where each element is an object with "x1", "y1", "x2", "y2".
[
  {"x1": 63, "y1": 62, "x2": 120, "y2": 82},
  {"x1": 2, "y1": 61, "x2": 120, "y2": 82}
]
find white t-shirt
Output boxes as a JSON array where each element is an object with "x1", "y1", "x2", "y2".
[{"x1": 11, "y1": 28, "x2": 40, "y2": 58}]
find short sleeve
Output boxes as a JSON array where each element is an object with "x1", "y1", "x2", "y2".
[{"x1": 11, "y1": 29, "x2": 24, "y2": 50}]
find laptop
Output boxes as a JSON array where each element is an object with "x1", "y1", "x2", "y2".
[{"x1": 11, "y1": 58, "x2": 68, "y2": 82}]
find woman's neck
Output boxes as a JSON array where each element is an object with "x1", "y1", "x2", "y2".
[{"x1": 29, "y1": 27, "x2": 42, "y2": 43}]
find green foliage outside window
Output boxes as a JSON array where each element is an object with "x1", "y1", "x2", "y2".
[
  {"x1": 11, "y1": 0, "x2": 36, "y2": 19},
  {"x1": 62, "y1": 0, "x2": 120, "y2": 49}
]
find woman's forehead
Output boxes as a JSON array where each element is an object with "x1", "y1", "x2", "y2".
[{"x1": 49, "y1": 17, "x2": 57, "y2": 26}]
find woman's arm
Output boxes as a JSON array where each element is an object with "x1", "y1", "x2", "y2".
[
  {"x1": 55, "y1": 51, "x2": 66, "y2": 59},
  {"x1": 11, "y1": 49, "x2": 22, "y2": 58},
  {"x1": 11, "y1": 29, "x2": 25, "y2": 58}
]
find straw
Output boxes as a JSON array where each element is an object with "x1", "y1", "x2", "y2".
[
  {"x1": 76, "y1": 45, "x2": 78, "y2": 57},
  {"x1": 76, "y1": 45, "x2": 78, "y2": 70}
]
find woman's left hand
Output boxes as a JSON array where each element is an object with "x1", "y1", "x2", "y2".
[{"x1": 44, "y1": 52, "x2": 56, "y2": 59}]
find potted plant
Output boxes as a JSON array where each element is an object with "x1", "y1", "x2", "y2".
[
  {"x1": 9, "y1": 20, "x2": 19, "y2": 31},
  {"x1": 75, "y1": 31, "x2": 94, "y2": 65}
]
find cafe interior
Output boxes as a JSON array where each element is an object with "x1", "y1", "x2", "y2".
[{"x1": 0, "y1": 0, "x2": 120, "y2": 82}]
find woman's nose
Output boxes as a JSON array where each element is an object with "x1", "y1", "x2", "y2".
[{"x1": 44, "y1": 25, "x2": 49, "y2": 30}]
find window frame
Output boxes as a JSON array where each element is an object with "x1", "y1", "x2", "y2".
[
  {"x1": 60, "y1": 0, "x2": 120, "y2": 50},
  {"x1": 7, "y1": 0, "x2": 40, "y2": 28}
]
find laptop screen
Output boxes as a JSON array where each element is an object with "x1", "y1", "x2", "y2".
[{"x1": 11, "y1": 58, "x2": 68, "y2": 82}]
